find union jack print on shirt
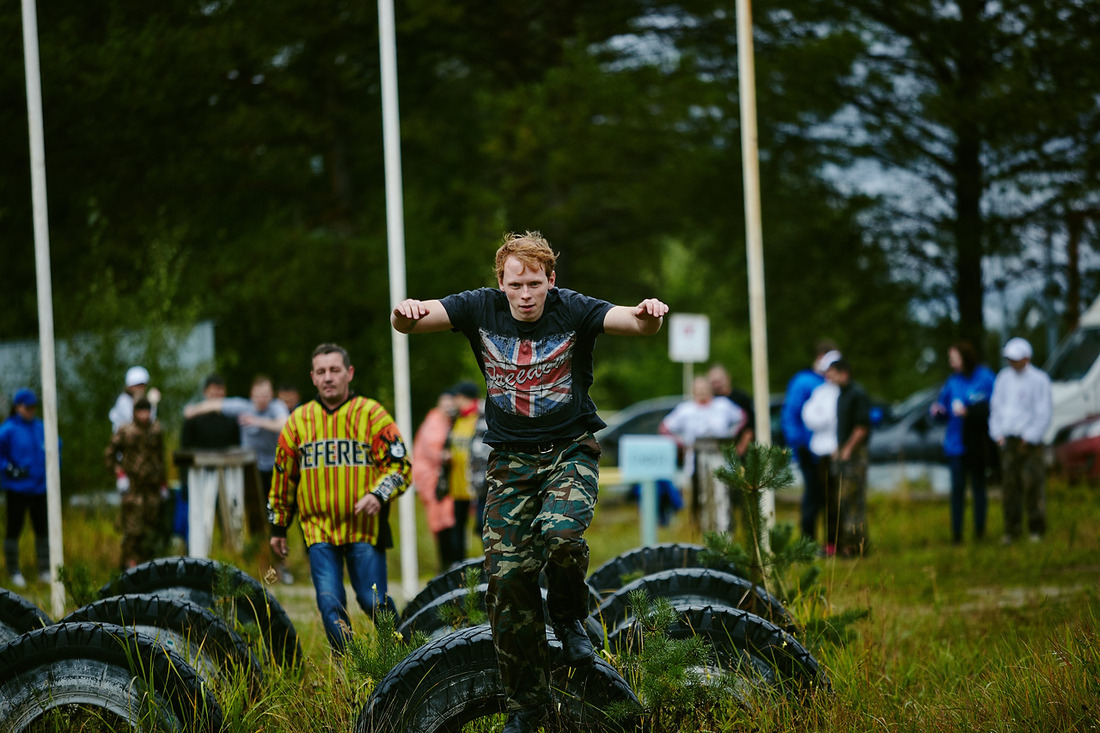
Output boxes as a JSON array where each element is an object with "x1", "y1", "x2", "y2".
[{"x1": 479, "y1": 328, "x2": 576, "y2": 417}]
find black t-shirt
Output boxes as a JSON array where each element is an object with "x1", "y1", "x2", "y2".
[
  {"x1": 440, "y1": 287, "x2": 614, "y2": 444},
  {"x1": 181, "y1": 412, "x2": 241, "y2": 450},
  {"x1": 837, "y1": 381, "x2": 872, "y2": 447}
]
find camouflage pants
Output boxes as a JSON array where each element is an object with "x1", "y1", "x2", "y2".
[
  {"x1": 482, "y1": 434, "x2": 600, "y2": 710},
  {"x1": 828, "y1": 449, "x2": 868, "y2": 555},
  {"x1": 1000, "y1": 437, "x2": 1046, "y2": 539},
  {"x1": 120, "y1": 489, "x2": 163, "y2": 569}
]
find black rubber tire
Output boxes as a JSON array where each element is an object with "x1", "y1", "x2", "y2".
[
  {"x1": 398, "y1": 582, "x2": 604, "y2": 644},
  {"x1": 98, "y1": 556, "x2": 301, "y2": 667},
  {"x1": 0, "y1": 621, "x2": 223, "y2": 732},
  {"x1": 356, "y1": 624, "x2": 641, "y2": 733},
  {"x1": 60, "y1": 593, "x2": 263, "y2": 688},
  {"x1": 398, "y1": 556, "x2": 485, "y2": 626},
  {"x1": 0, "y1": 588, "x2": 51, "y2": 644},
  {"x1": 587, "y1": 543, "x2": 740, "y2": 597},
  {"x1": 607, "y1": 603, "x2": 828, "y2": 697},
  {"x1": 593, "y1": 567, "x2": 791, "y2": 631}
]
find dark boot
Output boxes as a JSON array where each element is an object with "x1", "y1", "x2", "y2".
[
  {"x1": 502, "y1": 707, "x2": 546, "y2": 733},
  {"x1": 551, "y1": 618, "x2": 595, "y2": 667}
]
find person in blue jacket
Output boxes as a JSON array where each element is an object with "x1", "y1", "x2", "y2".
[
  {"x1": 0, "y1": 388, "x2": 51, "y2": 588},
  {"x1": 930, "y1": 341, "x2": 996, "y2": 544},
  {"x1": 782, "y1": 340, "x2": 839, "y2": 542}
]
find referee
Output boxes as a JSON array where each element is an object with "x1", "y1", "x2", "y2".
[{"x1": 268, "y1": 343, "x2": 411, "y2": 652}]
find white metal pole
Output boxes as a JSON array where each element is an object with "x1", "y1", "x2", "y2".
[
  {"x1": 21, "y1": 0, "x2": 65, "y2": 618},
  {"x1": 377, "y1": 0, "x2": 418, "y2": 601},
  {"x1": 736, "y1": 0, "x2": 775, "y2": 527}
]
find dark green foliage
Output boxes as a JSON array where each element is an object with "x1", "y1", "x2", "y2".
[
  {"x1": 58, "y1": 563, "x2": 100, "y2": 610},
  {"x1": 342, "y1": 609, "x2": 427, "y2": 685},
  {"x1": 710, "y1": 441, "x2": 867, "y2": 647},
  {"x1": 613, "y1": 590, "x2": 745, "y2": 729},
  {"x1": 435, "y1": 565, "x2": 487, "y2": 630}
]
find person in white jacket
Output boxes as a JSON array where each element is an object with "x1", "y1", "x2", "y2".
[
  {"x1": 988, "y1": 337, "x2": 1052, "y2": 544},
  {"x1": 801, "y1": 350, "x2": 842, "y2": 551}
]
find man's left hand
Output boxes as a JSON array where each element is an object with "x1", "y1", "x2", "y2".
[
  {"x1": 634, "y1": 298, "x2": 669, "y2": 320},
  {"x1": 354, "y1": 493, "x2": 382, "y2": 515}
]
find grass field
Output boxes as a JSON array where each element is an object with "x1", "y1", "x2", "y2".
[{"x1": 2, "y1": 475, "x2": 1098, "y2": 731}]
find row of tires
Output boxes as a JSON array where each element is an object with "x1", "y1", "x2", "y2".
[
  {"x1": 357, "y1": 543, "x2": 828, "y2": 732},
  {"x1": 0, "y1": 557, "x2": 302, "y2": 732}
]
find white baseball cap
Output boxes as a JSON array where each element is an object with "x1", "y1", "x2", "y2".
[
  {"x1": 125, "y1": 366, "x2": 151, "y2": 387},
  {"x1": 815, "y1": 349, "x2": 842, "y2": 372},
  {"x1": 1002, "y1": 337, "x2": 1032, "y2": 362}
]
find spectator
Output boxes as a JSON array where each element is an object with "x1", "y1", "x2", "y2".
[
  {"x1": 826, "y1": 358, "x2": 872, "y2": 557},
  {"x1": 392, "y1": 230, "x2": 668, "y2": 733},
  {"x1": 268, "y1": 343, "x2": 411, "y2": 652},
  {"x1": 412, "y1": 388, "x2": 458, "y2": 573},
  {"x1": 0, "y1": 389, "x2": 51, "y2": 587},
  {"x1": 930, "y1": 341, "x2": 997, "y2": 544},
  {"x1": 783, "y1": 342, "x2": 840, "y2": 540},
  {"x1": 706, "y1": 363, "x2": 754, "y2": 456},
  {"x1": 793, "y1": 345, "x2": 841, "y2": 543},
  {"x1": 437, "y1": 381, "x2": 489, "y2": 568},
  {"x1": 989, "y1": 337, "x2": 1052, "y2": 544},
  {"x1": 109, "y1": 366, "x2": 160, "y2": 435},
  {"x1": 177, "y1": 374, "x2": 241, "y2": 551},
  {"x1": 105, "y1": 397, "x2": 167, "y2": 569},
  {"x1": 184, "y1": 375, "x2": 291, "y2": 580},
  {"x1": 660, "y1": 376, "x2": 745, "y2": 522},
  {"x1": 277, "y1": 382, "x2": 302, "y2": 412}
]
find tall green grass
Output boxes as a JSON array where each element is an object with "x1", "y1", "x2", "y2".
[{"x1": 3, "y1": 478, "x2": 1098, "y2": 731}]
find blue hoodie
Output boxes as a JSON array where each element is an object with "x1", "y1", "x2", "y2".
[
  {"x1": 0, "y1": 412, "x2": 48, "y2": 495},
  {"x1": 931, "y1": 365, "x2": 996, "y2": 457},
  {"x1": 782, "y1": 368, "x2": 825, "y2": 451}
]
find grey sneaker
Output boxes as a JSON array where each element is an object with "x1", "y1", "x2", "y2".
[
  {"x1": 10, "y1": 572, "x2": 26, "y2": 589},
  {"x1": 279, "y1": 568, "x2": 295, "y2": 585}
]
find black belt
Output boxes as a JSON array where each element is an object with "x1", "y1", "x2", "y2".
[{"x1": 489, "y1": 433, "x2": 590, "y2": 455}]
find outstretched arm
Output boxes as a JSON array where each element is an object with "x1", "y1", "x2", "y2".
[
  {"x1": 391, "y1": 298, "x2": 453, "y2": 334},
  {"x1": 603, "y1": 298, "x2": 669, "y2": 336}
]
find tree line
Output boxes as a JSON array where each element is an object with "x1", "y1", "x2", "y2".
[{"x1": 1, "y1": 1, "x2": 1097, "y2": 490}]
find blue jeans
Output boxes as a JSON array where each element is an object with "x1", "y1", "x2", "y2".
[{"x1": 307, "y1": 542, "x2": 392, "y2": 651}]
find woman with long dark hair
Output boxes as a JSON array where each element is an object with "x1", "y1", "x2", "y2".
[{"x1": 930, "y1": 341, "x2": 997, "y2": 543}]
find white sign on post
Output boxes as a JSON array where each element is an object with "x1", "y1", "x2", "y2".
[
  {"x1": 620, "y1": 435, "x2": 678, "y2": 548},
  {"x1": 669, "y1": 313, "x2": 710, "y2": 364}
]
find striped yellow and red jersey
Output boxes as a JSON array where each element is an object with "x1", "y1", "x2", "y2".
[{"x1": 269, "y1": 395, "x2": 411, "y2": 547}]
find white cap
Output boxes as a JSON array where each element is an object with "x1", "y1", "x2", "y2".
[
  {"x1": 815, "y1": 349, "x2": 842, "y2": 373},
  {"x1": 1002, "y1": 337, "x2": 1032, "y2": 361},
  {"x1": 125, "y1": 366, "x2": 151, "y2": 387}
]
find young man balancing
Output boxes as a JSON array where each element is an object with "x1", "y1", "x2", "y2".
[{"x1": 392, "y1": 231, "x2": 668, "y2": 732}]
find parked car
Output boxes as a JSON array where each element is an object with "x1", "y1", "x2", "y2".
[
  {"x1": 867, "y1": 386, "x2": 947, "y2": 465},
  {"x1": 595, "y1": 394, "x2": 786, "y2": 467},
  {"x1": 1051, "y1": 413, "x2": 1100, "y2": 484}
]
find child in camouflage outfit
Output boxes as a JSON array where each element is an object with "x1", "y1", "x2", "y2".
[{"x1": 104, "y1": 397, "x2": 167, "y2": 569}]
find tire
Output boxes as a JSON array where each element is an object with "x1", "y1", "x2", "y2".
[
  {"x1": 607, "y1": 603, "x2": 828, "y2": 697},
  {"x1": 593, "y1": 567, "x2": 791, "y2": 631},
  {"x1": 356, "y1": 624, "x2": 641, "y2": 733},
  {"x1": 0, "y1": 588, "x2": 51, "y2": 644},
  {"x1": 399, "y1": 556, "x2": 485, "y2": 626},
  {"x1": 399, "y1": 582, "x2": 604, "y2": 645},
  {"x1": 99, "y1": 556, "x2": 301, "y2": 667},
  {"x1": 60, "y1": 593, "x2": 263, "y2": 689},
  {"x1": 587, "y1": 543, "x2": 740, "y2": 597},
  {"x1": 0, "y1": 621, "x2": 223, "y2": 732}
]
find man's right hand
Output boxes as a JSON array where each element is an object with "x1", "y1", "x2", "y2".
[
  {"x1": 3, "y1": 464, "x2": 27, "y2": 481},
  {"x1": 270, "y1": 537, "x2": 288, "y2": 559}
]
